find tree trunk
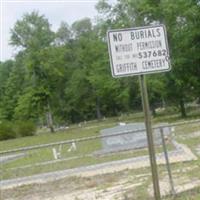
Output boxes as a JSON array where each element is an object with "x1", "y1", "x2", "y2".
[
  {"x1": 46, "y1": 101, "x2": 54, "y2": 133},
  {"x1": 96, "y1": 96, "x2": 102, "y2": 120},
  {"x1": 179, "y1": 98, "x2": 187, "y2": 118},
  {"x1": 162, "y1": 97, "x2": 166, "y2": 108},
  {"x1": 151, "y1": 105, "x2": 157, "y2": 117}
]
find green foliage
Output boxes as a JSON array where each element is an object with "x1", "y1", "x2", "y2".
[
  {"x1": 14, "y1": 88, "x2": 39, "y2": 120},
  {"x1": 10, "y1": 11, "x2": 54, "y2": 49},
  {"x1": 103, "y1": 0, "x2": 200, "y2": 117},
  {"x1": 14, "y1": 121, "x2": 36, "y2": 137},
  {"x1": 71, "y1": 18, "x2": 92, "y2": 38},
  {"x1": 0, "y1": 121, "x2": 16, "y2": 140},
  {"x1": 0, "y1": 120, "x2": 36, "y2": 141},
  {"x1": 0, "y1": 54, "x2": 26, "y2": 120},
  {"x1": 0, "y1": 60, "x2": 14, "y2": 101},
  {"x1": 55, "y1": 21, "x2": 71, "y2": 45},
  {"x1": 0, "y1": 3, "x2": 199, "y2": 126}
]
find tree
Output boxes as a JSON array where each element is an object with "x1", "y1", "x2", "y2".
[
  {"x1": 0, "y1": 60, "x2": 14, "y2": 102},
  {"x1": 10, "y1": 11, "x2": 54, "y2": 49},
  {"x1": 71, "y1": 18, "x2": 92, "y2": 38},
  {"x1": 0, "y1": 53, "x2": 26, "y2": 120},
  {"x1": 10, "y1": 11, "x2": 56, "y2": 131},
  {"x1": 161, "y1": 0, "x2": 200, "y2": 117},
  {"x1": 95, "y1": 0, "x2": 200, "y2": 118},
  {"x1": 55, "y1": 21, "x2": 71, "y2": 46}
]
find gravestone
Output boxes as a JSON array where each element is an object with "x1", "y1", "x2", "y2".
[{"x1": 99, "y1": 123, "x2": 171, "y2": 154}]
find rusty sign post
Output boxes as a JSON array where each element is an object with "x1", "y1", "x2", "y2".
[
  {"x1": 139, "y1": 74, "x2": 161, "y2": 200},
  {"x1": 107, "y1": 24, "x2": 171, "y2": 200}
]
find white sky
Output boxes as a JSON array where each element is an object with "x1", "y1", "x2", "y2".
[{"x1": 0, "y1": 0, "x2": 115, "y2": 62}]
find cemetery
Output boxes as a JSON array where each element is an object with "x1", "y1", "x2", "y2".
[
  {"x1": 1, "y1": 118, "x2": 200, "y2": 200},
  {"x1": 1, "y1": 0, "x2": 200, "y2": 199}
]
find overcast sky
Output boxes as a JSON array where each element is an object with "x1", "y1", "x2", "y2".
[{"x1": 0, "y1": 0, "x2": 115, "y2": 62}]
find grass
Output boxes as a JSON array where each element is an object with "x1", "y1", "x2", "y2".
[
  {"x1": 0, "y1": 111, "x2": 176, "y2": 180},
  {"x1": 0, "y1": 140, "x2": 175, "y2": 180},
  {"x1": 164, "y1": 188, "x2": 200, "y2": 200},
  {"x1": 0, "y1": 125, "x2": 101, "y2": 152},
  {"x1": 1, "y1": 167, "x2": 151, "y2": 200},
  {"x1": 1, "y1": 106, "x2": 199, "y2": 152},
  {"x1": 1, "y1": 107, "x2": 200, "y2": 199},
  {"x1": 0, "y1": 114, "x2": 143, "y2": 152},
  {"x1": 1, "y1": 158, "x2": 200, "y2": 200}
]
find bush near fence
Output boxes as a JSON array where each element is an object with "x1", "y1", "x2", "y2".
[
  {"x1": 0, "y1": 120, "x2": 36, "y2": 140},
  {"x1": 0, "y1": 121, "x2": 16, "y2": 140}
]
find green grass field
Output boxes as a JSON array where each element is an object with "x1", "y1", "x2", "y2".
[{"x1": 0, "y1": 111, "x2": 180, "y2": 180}]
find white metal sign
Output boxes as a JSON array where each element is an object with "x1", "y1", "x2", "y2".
[{"x1": 107, "y1": 24, "x2": 171, "y2": 77}]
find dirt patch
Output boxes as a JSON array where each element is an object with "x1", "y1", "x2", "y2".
[
  {"x1": 0, "y1": 171, "x2": 149, "y2": 200},
  {"x1": 148, "y1": 170, "x2": 200, "y2": 197}
]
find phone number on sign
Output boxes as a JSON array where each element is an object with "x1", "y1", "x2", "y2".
[{"x1": 138, "y1": 49, "x2": 167, "y2": 59}]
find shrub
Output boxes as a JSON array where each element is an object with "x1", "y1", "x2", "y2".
[
  {"x1": 0, "y1": 120, "x2": 37, "y2": 141},
  {"x1": 14, "y1": 121, "x2": 36, "y2": 137},
  {"x1": 0, "y1": 121, "x2": 16, "y2": 140}
]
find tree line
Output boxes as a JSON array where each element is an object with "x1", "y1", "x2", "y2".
[{"x1": 0, "y1": 0, "x2": 199, "y2": 132}]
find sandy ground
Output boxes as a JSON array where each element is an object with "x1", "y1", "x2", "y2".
[{"x1": 2, "y1": 166, "x2": 200, "y2": 200}]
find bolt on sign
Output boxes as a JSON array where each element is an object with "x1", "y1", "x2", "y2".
[{"x1": 107, "y1": 24, "x2": 171, "y2": 77}]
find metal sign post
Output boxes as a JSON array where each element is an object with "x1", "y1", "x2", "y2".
[
  {"x1": 160, "y1": 127, "x2": 176, "y2": 196},
  {"x1": 139, "y1": 75, "x2": 161, "y2": 200},
  {"x1": 107, "y1": 24, "x2": 171, "y2": 200}
]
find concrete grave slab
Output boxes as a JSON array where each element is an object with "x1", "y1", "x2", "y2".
[{"x1": 99, "y1": 123, "x2": 171, "y2": 154}]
